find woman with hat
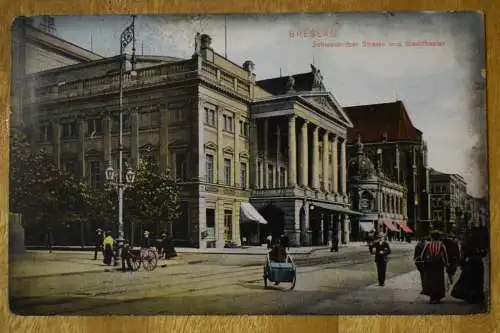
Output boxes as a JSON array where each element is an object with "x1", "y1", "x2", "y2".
[{"x1": 420, "y1": 230, "x2": 449, "y2": 304}]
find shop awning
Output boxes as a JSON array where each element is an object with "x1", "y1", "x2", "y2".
[
  {"x1": 397, "y1": 221, "x2": 413, "y2": 233},
  {"x1": 382, "y1": 220, "x2": 399, "y2": 232},
  {"x1": 312, "y1": 202, "x2": 364, "y2": 216},
  {"x1": 240, "y1": 203, "x2": 268, "y2": 224},
  {"x1": 359, "y1": 222, "x2": 375, "y2": 232}
]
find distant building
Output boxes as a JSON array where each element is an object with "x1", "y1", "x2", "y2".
[
  {"x1": 429, "y1": 168, "x2": 467, "y2": 233},
  {"x1": 20, "y1": 32, "x2": 357, "y2": 248},
  {"x1": 10, "y1": 16, "x2": 103, "y2": 128},
  {"x1": 344, "y1": 101, "x2": 430, "y2": 236},
  {"x1": 465, "y1": 194, "x2": 488, "y2": 229},
  {"x1": 347, "y1": 136, "x2": 409, "y2": 241}
]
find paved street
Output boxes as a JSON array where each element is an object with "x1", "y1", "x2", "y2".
[{"x1": 9, "y1": 243, "x2": 488, "y2": 315}]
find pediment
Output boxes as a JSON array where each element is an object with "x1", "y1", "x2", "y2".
[
  {"x1": 301, "y1": 94, "x2": 353, "y2": 127},
  {"x1": 223, "y1": 146, "x2": 234, "y2": 155},
  {"x1": 239, "y1": 151, "x2": 249, "y2": 159},
  {"x1": 204, "y1": 141, "x2": 217, "y2": 150}
]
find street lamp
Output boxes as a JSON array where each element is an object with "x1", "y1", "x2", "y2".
[{"x1": 105, "y1": 15, "x2": 137, "y2": 266}]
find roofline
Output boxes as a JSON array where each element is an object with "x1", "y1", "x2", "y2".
[{"x1": 25, "y1": 23, "x2": 103, "y2": 60}]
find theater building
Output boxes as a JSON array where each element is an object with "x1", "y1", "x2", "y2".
[
  {"x1": 347, "y1": 137, "x2": 409, "y2": 241},
  {"x1": 20, "y1": 32, "x2": 357, "y2": 248},
  {"x1": 344, "y1": 101, "x2": 430, "y2": 236}
]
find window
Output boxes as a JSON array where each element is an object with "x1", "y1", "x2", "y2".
[
  {"x1": 267, "y1": 164, "x2": 274, "y2": 188},
  {"x1": 62, "y1": 158, "x2": 78, "y2": 175},
  {"x1": 176, "y1": 153, "x2": 187, "y2": 180},
  {"x1": 206, "y1": 154, "x2": 214, "y2": 183},
  {"x1": 240, "y1": 162, "x2": 247, "y2": 189},
  {"x1": 204, "y1": 106, "x2": 216, "y2": 127},
  {"x1": 224, "y1": 209, "x2": 233, "y2": 240},
  {"x1": 223, "y1": 114, "x2": 233, "y2": 132},
  {"x1": 239, "y1": 120, "x2": 249, "y2": 137},
  {"x1": 87, "y1": 119, "x2": 103, "y2": 137},
  {"x1": 280, "y1": 167, "x2": 286, "y2": 187},
  {"x1": 62, "y1": 122, "x2": 79, "y2": 139},
  {"x1": 224, "y1": 158, "x2": 231, "y2": 185},
  {"x1": 206, "y1": 208, "x2": 215, "y2": 228},
  {"x1": 40, "y1": 124, "x2": 52, "y2": 142},
  {"x1": 88, "y1": 160, "x2": 101, "y2": 188}
]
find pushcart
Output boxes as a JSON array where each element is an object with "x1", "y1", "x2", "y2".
[{"x1": 263, "y1": 253, "x2": 296, "y2": 290}]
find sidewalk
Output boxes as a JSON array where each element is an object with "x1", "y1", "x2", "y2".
[
  {"x1": 307, "y1": 263, "x2": 490, "y2": 315},
  {"x1": 10, "y1": 250, "x2": 186, "y2": 279}
]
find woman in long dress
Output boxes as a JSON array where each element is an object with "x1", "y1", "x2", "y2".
[{"x1": 451, "y1": 228, "x2": 488, "y2": 304}]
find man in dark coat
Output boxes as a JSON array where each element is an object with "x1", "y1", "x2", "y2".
[
  {"x1": 442, "y1": 235, "x2": 460, "y2": 284},
  {"x1": 93, "y1": 228, "x2": 104, "y2": 260},
  {"x1": 372, "y1": 235, "x2": 391, "y2": 286},
  {"x1": 413, "y1": 237, "x2": 427, "y2": 294},
  {"x1": 421, "y1": 230, "x2": 449, "y2": 304}
]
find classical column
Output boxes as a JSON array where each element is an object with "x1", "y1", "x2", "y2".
[
  {"x1": 263, "y1": 118, "x2": 269, "y2": 188},
  {"x1": 250, "y1": 118, "x2": 259, "y2": 188},
  {"x1": 217, "y1": 108, "x2": 224, "y2": 184},
  {"x1": 159, "y1": 105, "x2": 169, "y2": 172},
  {"x1": 276, "y1": 124, "x2": 281, "y2": 187},
  {"x1": 130, "y1": 107, "x2": 140, "y2": 168},
  {"x1": 340, "y1": 138, "x2": 347, "y2": 195},
  {"x1": 78, "y1": 117, "x2": 87, "y2": 178},
  {"x1": 322, "y1": 131, "x2": 329, "y2": 192},
  {"x1": 299, "y1": 120, "x2": 309, "y2": 187},
  {"x1": 234, "y1": 114, "x2": 240, "y2": 187},
  {"x1": 343, "y1": 215, "x2": 350, "y2": 244},
  {"x1": 52, "y1": 121, "x2": 61, "y2": 169},
  {"x1": 288, "y1": 115, "x2": 297, "y2": 187},
  {"x1": 311, "y1": 125, "x2": 319, "y2": 190},
  {"x1": 331, "y1": 135, "x2": 338, "y2": 193}
]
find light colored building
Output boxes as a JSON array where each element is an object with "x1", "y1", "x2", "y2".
[
  {"x1": 11, "y1": 16, "x2": 103, "y2": 128},
  {"x1": 429, "y1": 168, "x2": 467, "y2": 233},
  {"x1": 347, "y1": 137, "x2": 409, "y2": 241},
  {"x1": 21, "y1": 33, "x2": 357, "y2": 248}
]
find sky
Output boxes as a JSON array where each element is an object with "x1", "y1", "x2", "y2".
[{"x1": 51, "y1": 12, "x2": 487, "y2": 197}]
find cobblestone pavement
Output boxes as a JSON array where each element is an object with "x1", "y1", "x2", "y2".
[{"x1": 9, "y1": 243, "x2": 487, "y2": 315}]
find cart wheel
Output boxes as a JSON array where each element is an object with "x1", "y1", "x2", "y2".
[
  {"x1": 263, "y1": 266, "x2": 268, "y2": 288},
  {"x1": 290, "y1": 271, "x2": 296, "y2": 290},
  {"x1": 143, "y1": 250, "x2": 158, "y2": 271}
]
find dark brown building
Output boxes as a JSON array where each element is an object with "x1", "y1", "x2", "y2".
[{"x1": 344, "y1": 100, "x2": 430, "y2": 235}]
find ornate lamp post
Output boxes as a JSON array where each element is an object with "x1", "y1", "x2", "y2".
[{"x1": 105, "y1": 15, "x2": 137, "y2": 265}]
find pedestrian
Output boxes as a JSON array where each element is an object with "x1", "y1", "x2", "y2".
[
  {"x1": 372, "y1": 234, "x2": 391, "y2": 286},
  {"x1": 451, "y1": 229, "x2": 488, "y2": 304},
  {"x1": 421, "y1": 230, "x2": 449, "y2": 304},
  {"x1": 121, "y1": 239, "x2": 134, "y2": 272},
  {"x1": 331, "y1": 233, "x2": 339, "y2": 252},
  {"x1": 413, "y1": 236, "x2": 427, "y2": 294},
  {"x1": 93, "y1": 228, "x2": 104, "y2": 260},
  {"x1": 266, "y1": 234, "x2": 272, "y2": 249},
  {"x1": 102, "y1": 230, "x2": 114, "y2": 266},
  {"x1": 143, "y1": 230, "x2": 151, "y2": 248}
]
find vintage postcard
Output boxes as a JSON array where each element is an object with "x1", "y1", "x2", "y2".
[{"x1": 8, "y1": 12, "x2": 488, "y2": 315}]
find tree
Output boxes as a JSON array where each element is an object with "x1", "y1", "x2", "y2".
[
  {"x1": 9, "y1": 127, "x2": 94, "y2": 243},
  {"x1": 124, "y1": 159, "x2": 180, "y2": 239}
]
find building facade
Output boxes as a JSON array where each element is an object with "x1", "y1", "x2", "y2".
[
  {"x1": 11, "y1": 16, "x2": 103, "y2": 128},
  {"x1": 429, "y1": 168, "x2": 467, "y2": 233},
  {"x1": 344, "y1": 101, "x2": 430, "y2": 236},
  {"x1": 347, "y1": 137, "x2": 409, "y2": 241},
  {"x1": 21, "y1": 33, "x2": 356, "y2": 248}
]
